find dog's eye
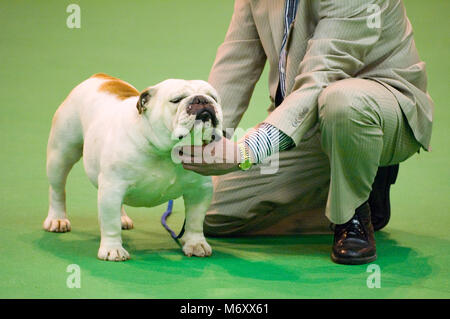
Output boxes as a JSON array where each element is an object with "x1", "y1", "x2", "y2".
[
  {"x1": 170, "y1": 96, "x2": 186, "y2": 104},
  {"x1": 208, "y1": 94, "x2": 218, "y2": 103}
]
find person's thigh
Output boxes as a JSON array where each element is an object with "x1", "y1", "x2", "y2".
[
  {"x1": 317, "y1": 77, "x2": 421, "y2": 223},
  {"x1": 204, "y1": 126, "x2": 331, "y2": 236}
]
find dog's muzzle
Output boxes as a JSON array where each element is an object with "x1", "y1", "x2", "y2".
[{"x1": 186, "y1": 96, "x2": 218, "y2": 127}]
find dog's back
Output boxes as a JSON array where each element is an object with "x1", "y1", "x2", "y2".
[{"x1": 51, "y1": 73, "x2": 139, "y2": 138}]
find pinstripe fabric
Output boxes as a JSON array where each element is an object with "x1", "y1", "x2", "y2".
[
  {"x1": 209, "y1": 0, "x2": 433, "y2": 150},
  {"x1": 242, "y1": 0, "x2": 298, "y2": 163},
  {"x1": 318, "y1": 78, "x2": 420, "y2": 223},
  {"x1": 205, "y1": 78, "x2": 420, "y2": 234},
  {"x1": 244, "y1": 123, "x2": 293, "y2": 163},
  {"x1": 206, "y1": 0, "x2": 433, "y2": 233},
  {"x1": 205, "y1": 129, "x2": 332, "y2": 236},
  {"x1": 278, "y1": 0, "x2": 299, "y2": 99},
  {"x1": 207, "y1": 0, "x2": 267, "y2": 132},
  {"x1": 267, "y1": 0, "x2": 432, "y2": 151}
]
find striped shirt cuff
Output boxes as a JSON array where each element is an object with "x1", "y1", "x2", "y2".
[{"x1": 243, "y1": 123, "x2": 294, "y2": 163}]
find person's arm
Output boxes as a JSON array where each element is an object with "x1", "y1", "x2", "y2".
[
  {"x1": 210, "y1": 0, "x2": 291, "y2": 165},
  {"x1": 263, "y1": 0, "x2": 384, "y2": 147},
  {"x1": 181, "y1": 0, "x2": 384, "y2": 174},
  {"x1": 180, "y1": 0, "x2": 269, "y2": 175},
  {"x1": 208, "y1": 0, "x2": 267, "y2": 133},
  {"x1": 243, "y1": 123, "x2": 294, "y2": 163}
]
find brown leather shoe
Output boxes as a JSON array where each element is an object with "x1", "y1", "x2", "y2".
[{"x1": 331, "y1": 201, "x2": 377, "y2": 265}]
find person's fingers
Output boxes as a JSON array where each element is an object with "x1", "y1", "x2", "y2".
[
  {"x1": 180, "y1": 160, "x2": 202, "y2": 166},
  {"x1": 181, "y1": 140, "x2": 226, "y2": 155},
  {"x1": 181, "y1": 163, "x2": 195, "y2": 170},
  {"x1": 182, "y1": 164, "x2": 210, "y2": 175},
  {"x1": 180, "y1": 145, "x2": 204, "y2": 156},
  {"x1": 179, "y1": 151, "x2": 221, "y2": 164},
  {"x1": 182, "y1": 163, "x2": 203, "y2": 169},
  {"x1": 179, "y1": 154, "x2": 207, "y2": 164}
]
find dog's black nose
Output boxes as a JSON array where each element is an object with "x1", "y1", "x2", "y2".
[
  {"x1": 192, "y1": 106, "x2": 218, "y2": 126},
  {"x1": 196, "y1": 109, "x2": 212, "y2": 122},
  {"x1": 186, "y1": 95, "x2": 218, "y2": 126}
]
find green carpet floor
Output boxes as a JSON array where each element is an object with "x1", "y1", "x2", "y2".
[{"x1": 0, "y1": 0, "x2": 449, "y2": 298}]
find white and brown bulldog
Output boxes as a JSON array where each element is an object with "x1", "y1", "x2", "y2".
[{"x1": 44, "y1": 73, "x2": 223, "y2": 261}]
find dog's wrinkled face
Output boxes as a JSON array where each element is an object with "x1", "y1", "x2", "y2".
[{"x1": 136, "y1": 79, "x2": 223, "y2": 151}]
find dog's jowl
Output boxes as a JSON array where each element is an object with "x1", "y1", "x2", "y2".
[{"x1": 44, "y1": 73, "x2": 223, "y2": 261}]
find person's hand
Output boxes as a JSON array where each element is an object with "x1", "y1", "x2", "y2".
[{"x1": 179, "y1": 137, "x2": 242, "y2": 176}]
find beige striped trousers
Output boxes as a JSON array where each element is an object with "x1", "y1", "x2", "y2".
[{"x1": 204, "y1": 78, "x2": 421, "y2": 236}]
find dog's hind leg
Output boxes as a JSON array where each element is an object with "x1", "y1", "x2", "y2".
[
  {"x1": 43, "y1": 102, "x2": 83, "y2": 232},
  {"x1": 121, "y1": 206, "x2": 134, "y2": 230}
]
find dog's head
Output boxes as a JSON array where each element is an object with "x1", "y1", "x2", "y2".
[{"x1": 136, "y1": 79, "x2": 223, "y2": 151}]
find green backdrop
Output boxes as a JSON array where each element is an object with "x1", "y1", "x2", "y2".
[{"x1": 0, "y1": 0, "x2": 449, "y2": 298}]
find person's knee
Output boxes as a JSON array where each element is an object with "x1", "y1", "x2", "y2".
[
  {"x1": 202, "y1": 198, "x2": 254, "y2": 237},
  {"x1": 318, "y1": 79, "x2": 375, "y2": 128},
  {"x1": 203, "y1": 213, "x2": 249, "y2": 237}
]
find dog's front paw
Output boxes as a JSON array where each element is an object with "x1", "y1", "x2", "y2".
[
  {"x1": 43, "y1": 217, "x2": 71, "y2": 233},
  {"x1": 181, "y1": 233, "x2": 212, "y2": 257},
  {"x1": 97, "y1": 245, "x2": 130, "y2": 261}
]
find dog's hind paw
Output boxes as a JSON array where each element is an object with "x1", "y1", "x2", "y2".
[
  {"x1": 43, "y1": 217, "x2": 71, "y2": 233},
  {"x1": 121, "y1": 215, "x2": 134, "y2": 230},
  {"x1": 182, "y1": 235, "x2": 212, "y2": 257},
  {"x1": 97, "y1": 245, "x2": 130, "y2": 262}
]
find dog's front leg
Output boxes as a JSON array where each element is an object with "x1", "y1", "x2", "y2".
[
  {"x1": 181, "y1": 183, "x2": 213, "y2": 257},
  {"x1": 97, "y1": 177, "x2": 130, "y2": 261}
]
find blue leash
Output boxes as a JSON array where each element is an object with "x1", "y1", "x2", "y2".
[{"x1": 161, "y1": 200, "x2": 185, "y2": 248}]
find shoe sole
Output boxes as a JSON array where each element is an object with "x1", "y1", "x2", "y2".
[{"x1": 331, "y1": 253, "x2": 377, "y2": 265}]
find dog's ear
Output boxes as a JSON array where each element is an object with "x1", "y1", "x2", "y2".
[{"x1": 136, "y1": 89, "x2": 152, "y2": 114}]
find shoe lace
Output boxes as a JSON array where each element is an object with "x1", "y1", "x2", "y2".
[{"x1": 334, "y1": 215, "x2": 367, "y2": 239}]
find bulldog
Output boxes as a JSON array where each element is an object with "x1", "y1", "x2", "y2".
[{"x1": 43, "y1": 73, "x2": 223, "y2": 261}]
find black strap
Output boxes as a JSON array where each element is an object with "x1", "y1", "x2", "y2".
[
  {"x1": 275, "y1": 82, "x2": 284, "y2": 107},
  {"x1": 161, "y1": 200, "x2": 185, "y2": 248}
]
